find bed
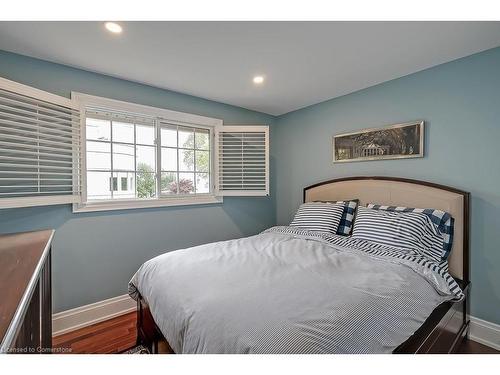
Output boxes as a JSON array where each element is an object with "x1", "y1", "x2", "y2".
[{"x1": 128, "y1": 176, "x2": 470, "y2": 354}]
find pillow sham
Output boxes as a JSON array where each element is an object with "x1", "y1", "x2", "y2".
[
  {"x1": 352, "y1": 206, "x2": 444, "y2": 262},
  {"x1": 290, "y1": 202, "x2": 344, "y2": 234},
  {"x1": 366, "y1": 204, "x2": 454, "y2": 260},
  {"x1": 314, "y1": 200, "x2": 359, "y2": 236}
]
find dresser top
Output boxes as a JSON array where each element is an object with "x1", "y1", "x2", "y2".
[{"x1": 0, "y1": 230, "x2": 54, "y2": 350}]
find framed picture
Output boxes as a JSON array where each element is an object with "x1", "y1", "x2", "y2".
[{"x1": 333, "y1": 120, "x2": 424, "y2": 163}]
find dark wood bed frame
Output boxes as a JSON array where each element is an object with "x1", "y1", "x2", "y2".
[{"x1": 136, "y1": 176, "x2": 470, "y2": 354}]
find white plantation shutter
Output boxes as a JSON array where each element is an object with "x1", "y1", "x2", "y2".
[
  {"x1": 215, "y1": 125, "x2": 269, "y2": 196},
  {"x1": 0, "y1": 77, "x2": 81, "y2": 209}
]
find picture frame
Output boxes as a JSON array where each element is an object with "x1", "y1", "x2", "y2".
[{"x1": 333, "y1": 120, "x2": 424, "y2": 163}]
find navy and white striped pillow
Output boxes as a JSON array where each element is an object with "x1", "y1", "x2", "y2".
[
  {"x1": 290, "y1": 202, "x2": 344, "y2": 234},
  {"x1": 352, "y1": 206, "x2": 444, "y2": 262},
  {"x1": 367, "y1": 204, "x2": 454, "y2": 260},
  {"x1": 314, "y1": 200, "x2": 359, "y2": 235}
]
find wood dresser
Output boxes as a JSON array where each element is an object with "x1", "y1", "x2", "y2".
[{"x1": 0, "y1": 230, "x2": 53, "y2": 354}]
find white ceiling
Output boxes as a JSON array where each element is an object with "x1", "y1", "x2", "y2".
[{"x1": 1, "y1": 22, "x2": 500, "y2": 116}]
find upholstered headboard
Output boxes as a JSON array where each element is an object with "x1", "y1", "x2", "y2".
[{"x1": 303, "y1": 176, "x2": 470, "y2": 281}]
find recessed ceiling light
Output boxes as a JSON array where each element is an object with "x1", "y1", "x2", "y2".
[
  {"x1": 104, "y1": 22, "x2": 123, "y2": 34},
  {"x1": 253, "y1": 75, "x2": 265, "y2": 84}
]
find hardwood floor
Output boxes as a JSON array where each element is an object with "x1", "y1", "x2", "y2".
[
  {"x1": 53, "y1": 312, "x2": 499, "y2": 354},
  {"x1": 458, "y1": 338, "x2": 500, "y2": 354},
  {"x1": 53, "y1": 312, "x2": 136, "y2": 354}
]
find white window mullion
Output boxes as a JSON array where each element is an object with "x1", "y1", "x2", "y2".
[
  {"x1": 110, "y1": 119, "x2": 114, "y2": 200},
  {"x1": 155, "y1": 119, "x2": 161, "y2": 198},
  {"x1": 209, "y1": 128, "x2": 213, "y2": 192},
  {"x1": 133, "y1": 121, "x2": 137, "y2": 199},
  {"x1": 176, "y1": 125, "x2": 180, "y2": 195},
  {"x1": 193, "y1": 130, "x2": 197, "y2": 194}
]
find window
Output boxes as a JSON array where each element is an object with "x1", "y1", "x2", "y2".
[
  {"x1": 0, "y1": 81, "x2": 269, "y2": 211},
  {"x1": 83, "y1": 110, "x2": 215, "y2": 206},
  {"x1": 85, "y1": 110, "x2": 157, "y2": 201},
  {"x1": 159, "y1": 122, "x2": 211, "y2": 195},
  {"x1": 73, "y1": 92, "x2": 227, "y2": 212},
  {"x1": 72, "y1": 93, "x2": 269, "y2": 212},
  {"x1": 0, "y1": 77, "x2": 81, "y2": 209}
]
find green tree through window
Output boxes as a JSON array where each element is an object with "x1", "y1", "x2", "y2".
[
  {"x1": 167, "y1": 131, "x2": 209, "y2": 194},
  {"x1": 184, "y1": 132, "x2": 209, "y2": 171},
  {"x1": 136, "y1": 130, "x2": 210, "y2": 197},
  {"x1": 136, "y1": 162, "x2": 155, "y2": 198}
]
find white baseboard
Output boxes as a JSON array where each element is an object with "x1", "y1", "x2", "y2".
[
  {"x1": 469, "y1": 316, "x2": 500, "y2": 351},
  {"x1": 52, "y1": 294, "x2": 136, "y2": 337}
]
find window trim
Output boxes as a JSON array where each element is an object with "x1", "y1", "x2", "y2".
[{"x1": 71, "y1": 92, "x2": 223, "y2": 213}]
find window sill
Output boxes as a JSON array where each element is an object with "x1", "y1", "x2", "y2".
[{"x1": 72, "y1": 195, "x2": 223, "y2": 213}]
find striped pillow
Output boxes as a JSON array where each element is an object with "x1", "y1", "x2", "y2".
[
  {"x1": 314, "y1": 200, "x2": 359, "y2": 235},
  {"x1": 290, "y1": 202, "x2": 344, "y2": 234},
  {"x1": 352, "y1": 206, "x2": 444, "y2": 262},
  {"x1": 367, "y1": 204, "x2": 454, "y2": 260}
]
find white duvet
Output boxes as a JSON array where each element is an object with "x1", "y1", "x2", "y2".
[{"x1": 129, "y1": 226, "x2": 462, "y2": 353}]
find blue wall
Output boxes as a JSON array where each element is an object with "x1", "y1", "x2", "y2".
[
  {"x1": 0, "y1": 50, "x2": 277, "y2": 312},
  {"x1": 274, "y1": 47, "x2": 500, "y2": 324},
  {"x1": 2, "y1": 47, "x2": 500, "y2": 325}
]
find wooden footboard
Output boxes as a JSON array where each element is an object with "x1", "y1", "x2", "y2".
[
  {"x1": 136, "y1": 296, "x2": 174, "y2": 354},
  {"x1": 136, "y1": 279, "x2": 469, "y2": 354},
  {"x1": 394, "y1": 280, "x2": 470, "y2": 353}
]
